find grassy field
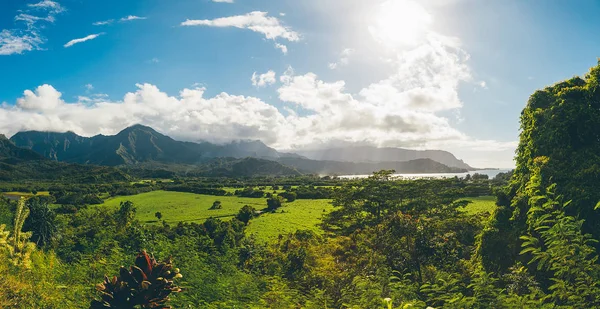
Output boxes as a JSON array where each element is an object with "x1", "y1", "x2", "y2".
[
  {"x1": 246, "y1": 199, "x2": 334, "y2": 242},
  {"x1": 461, "y1": 196, "x2": 496, "y2": 215},
  {"x1": 101, "y1": 190, "x2": 495, "y2": 241},
  {"x1": 102, "y1": 190, "x2": 267, "y2": 224},
  {"x1": 101, "y1": 190, "x2": 334, "y2": 241}
]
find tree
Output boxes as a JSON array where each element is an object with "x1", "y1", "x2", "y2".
[
  {"x1": 116, "y1": 201, "x2": 136, "y2": 230},
  {"x1": 23, "y1": 197, "x2": 57, "y2": 248},
  {"x1": 237, "y1": 205, "x2": 256, "y2": 225},
  {"x1": 210, "y1": 200, "x2": 222, "y2": 210},
  {"x1": 267, "y1": 197, "x2": 283, "y2": 212},
  {"x1": 279, "y1": 191, "x2": 297, "y2": 202},
  {"x1": 155, "y1": 211, "x2": 163, "y2": 221}
]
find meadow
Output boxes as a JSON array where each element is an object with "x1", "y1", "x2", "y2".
[
  {"x1": 461, "y1": 195, "x2": 496, "y2": 215},
  {"x1": 102, "y1": 190, "x2": 267, "y2": 223},
  {"x1": 101, "y1": 189, "x2": 495, "y2": 242},
  {"x1": 245, "y1": 199, "x2": 334, "y2": 241}
]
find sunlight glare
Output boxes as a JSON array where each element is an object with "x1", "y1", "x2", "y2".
[{"x1": 370, "y1": 0, "x2": 433, "y2": 48}]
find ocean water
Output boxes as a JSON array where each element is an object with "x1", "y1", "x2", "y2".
[{"x1": 338, "y1": 169, "x2": 513, "y2": 180}]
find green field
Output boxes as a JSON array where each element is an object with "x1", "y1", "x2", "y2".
[
  {"x1": 461, "y1": 196, "x2": 496, "y2": 215},
  {"x1": 102, "y1": 190, "x2": 267, "y2": 223},
  {"x1": 101, "y1": 191, "x2": 495, "y2": 241},
  {"x1": 102, "y1": 190, "x2": 334, "y2": 241},
  {"x1": 246, "y1": 199, "x2": 334, "y2": 241}
]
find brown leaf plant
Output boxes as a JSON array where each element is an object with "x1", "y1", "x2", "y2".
[{"x1": 90, "y1": 250, "x2": 183, "y2": 309}]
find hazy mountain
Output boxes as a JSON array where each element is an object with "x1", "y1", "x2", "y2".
[
  {"x1": 10, "y1": 125, "x2": 288, "y2": 166},
  {"x1": 10, "y1": 125, "x2": 470, "y2": 175},
  {"x1": 296, "y1": 146, "x2": 473, "y2": 170},
  {"x1": 279, "y1": 157, "x2": 468, "y2": 175}
]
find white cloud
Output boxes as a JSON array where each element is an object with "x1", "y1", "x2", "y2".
[
  {"x1": 120, "y1": 15, "x2": 147, "y2": 22},
  {"x1": 93, "y1": 19, "x2": 114, "y2": 26},
  {"x1": 212, "y1": 0, "x2": 234, "y2": 3},
  {"x1": 64, "y1": 33, "x2": 104, "y2": 48},
  {"x1": 1, "y1": 1, "x2": 63, "y2": 55},
  {"x1": 252, "y1": 70, "x2": 277, "y2": 88},
  {"x1": 181, "y1": 11, "x2": 300, "y2": 42},
  {"x1": 93, "y1": 15, "x2": 146, "y2": 26},
  {"x1": 28, "y1": 1, "x2": 65, "y2": 14},
  {"x1": 16, "y1": 84, "x2": 64, "y2": 111},
  {"x1": 329, "y1": 48, "x2": 355, "y2": 70},
  {"x1": 0, "y1": 30, "x2": 43, "y2": 55},
  {"x1": 274, "y1": 43, "x2": 288, "y2": 54},
  {"x1": 85, "y1": 84, "x2": 94, "y2": 91},
  {"x1": 280, "y1": 13, "x2": 286, "y2": 17},
  {"x1": 15, "y1": 14, "x2": 55, "y2": 25}
]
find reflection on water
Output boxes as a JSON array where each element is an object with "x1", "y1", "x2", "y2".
[{"x1": 339, "y1": 169, "x2": 512, "y2": 180}]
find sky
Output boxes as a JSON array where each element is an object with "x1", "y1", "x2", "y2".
[{"x1": 2, "y1": 0, "x2": 600, "y2": 168}]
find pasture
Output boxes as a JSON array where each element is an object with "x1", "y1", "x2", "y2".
[
  {"x1": 102, "y1": 190, "x2": 267, "y2": 223},
  {"x1": 461, "y1": 196, "x2": 496, "y2": 215},
  {"x1": 246, "y1": 199, "x2": 334, "y2": 241}
]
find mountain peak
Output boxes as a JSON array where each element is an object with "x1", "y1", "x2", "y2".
[{"x1": 120, "y1": 124, "x2": 157, "y2": 133}]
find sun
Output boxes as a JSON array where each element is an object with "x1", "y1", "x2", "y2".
[{"x1": 369, "y1": 0, "x2": 432, "y2": 48}]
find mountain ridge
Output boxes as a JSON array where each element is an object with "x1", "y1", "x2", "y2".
[
  {"x1": 296, "y1": 146, "x2": 473, "y2": 170},
  {"x1": 9, "y1": 125, "x2": 472, "y2": 175}
]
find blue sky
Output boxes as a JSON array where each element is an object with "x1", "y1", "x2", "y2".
[{"x1": 1, "y1": 0, "x2": 600, "y2": 168}]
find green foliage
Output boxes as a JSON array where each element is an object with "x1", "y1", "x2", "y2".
[
  {"x1": 23, "y1": 196, "x2": 58, "y2": 248},
  {"x1": 0, "y1": 199, "x2": 36, "y2": 268},
  {"x1": 236, "y1": 205, "x2": 256, "y2": 225},
  {"x1": 267, "y1": 196, "x2": 283, "y2": 212}
]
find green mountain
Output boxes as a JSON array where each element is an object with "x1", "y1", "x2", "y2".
[
  {"x1": 0, "y1": 135, "x2": 130, "y2": 182},
  {"x1": 10, "y1": 125, "x2": 290, "y2": 166},
  {"x1": 10, "y1": 125, "x2": 469, "y2": 175}
]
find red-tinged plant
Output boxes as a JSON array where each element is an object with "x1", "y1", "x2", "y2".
[{"x1": 90, "y1": 250, "x2": 182, "y2": 309}]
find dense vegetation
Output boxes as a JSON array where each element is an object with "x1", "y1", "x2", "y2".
[{"x1": 2, "y1": 62, "x2": 600, "y2": 307}]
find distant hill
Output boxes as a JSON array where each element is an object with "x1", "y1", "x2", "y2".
[
  {"x1": 0, "y1": 135, "x2": 129, "y2": 182},
  {"x1": 278, "y1": 157, "x2": 468, "y2": 175},
  {"x1": 296, "y1": 146, "x2": 473, "y2": 170},
  {"x1": 10, "y1": 125, "x2": 471, "y2": 175}
]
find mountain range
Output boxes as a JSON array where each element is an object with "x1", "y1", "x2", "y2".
[{"x1": 7, "y1": 125, "x2": 473, "y2": 176}]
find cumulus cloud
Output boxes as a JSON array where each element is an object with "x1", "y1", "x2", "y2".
[
  {"x1": 64, "y1": 33, "x2": 104, "y2": 48},
  {"x1": 1, "y1": 1, "x2": 63, "y2": 55},
  {"x1": 181, "y1": 11, "x2": 300, "y2": 42},
  {"x1": 252, "y1": 71, "x2": 277, "y2": 88},
  {"x1": 328, "y1": 48, "x2": 354, "y2": 70},
  {"x1": 212, "y1": 0, "x2": 234, "y2": 3}
]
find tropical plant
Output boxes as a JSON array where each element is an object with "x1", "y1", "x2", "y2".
[
  {"x1": 24, "y1": 197, "x2": 58, "y2": 248},
  {"x1": 0, "y1": 198, "x2": 36, "y2": 268},
  {"x1": 90, "y1": 250, "x2": 183, "y2": 309}
]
